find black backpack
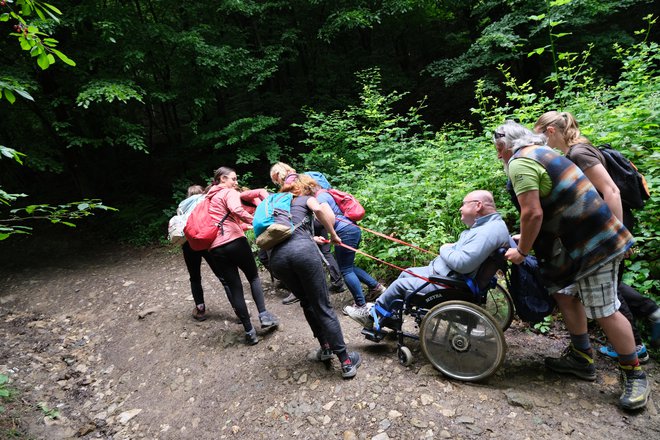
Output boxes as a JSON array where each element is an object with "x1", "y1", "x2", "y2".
[{"x1": 598, "y1": 144, "x2": 650, "y2": 210}]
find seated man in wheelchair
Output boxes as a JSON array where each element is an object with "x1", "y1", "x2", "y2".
[{"x1": 346, "y1": 190, "x2": 510, "y2": 331}]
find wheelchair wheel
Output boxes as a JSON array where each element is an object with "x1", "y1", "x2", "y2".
[
  {"x1": 398, "y1": 346, "x2": 413, "y2": 366},
  {"x1": 419, "y1": 300, "x2": 506, "y2": 382},
  {"x1": 484, "y1": 283, "x2": 514, "y2": 331}
]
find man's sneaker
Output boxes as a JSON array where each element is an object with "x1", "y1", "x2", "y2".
[
  {"x1": 245, "y1": 328, "x2": 259, "y2": 346},
  {"x1": 545, "y1": 344, "x2": 597, "y2": 381},
  {"x1": 282, "y1": 292, "x2": 299, "y2": 305},
  {"x1": 259, "y1": 310, "x2": 279, "y2": 329},
  {"x1": 619, "y1": 366, "x2": 651, "y2": 410},
  {"x1": 315, "y1": 347, "x2": 333, "y2": 361},
  {"x1": 598, "y1": 344, "x2": 649, "y2": 364},
  {"x1": 341, "y1": 352, "x2": 362, "y2": 379},
  {"x1": 365, "y1": 283, "x2": 386, "y2": 301},
  {"x1": 192, "y1": 305, "x2": 207, "y2": 321},
  {"x1": 345, "y1": 303, "x2": 373, "y2": 327},
  {"x1": 651, "y1": 318, "x2": 660, "y2": 349}
]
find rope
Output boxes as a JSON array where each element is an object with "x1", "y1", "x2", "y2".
[
  {"x1": 322, "y1": 238, "x2": 451, "y2": 288},
  {"x1": 336, "y1": 217, "x2": 436, "y2": 255}
]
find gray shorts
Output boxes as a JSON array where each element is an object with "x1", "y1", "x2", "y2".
[{"x1": 556, "y1": 260, "x2": 621, "y2": 319}]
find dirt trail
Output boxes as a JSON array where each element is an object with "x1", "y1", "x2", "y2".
[{"x1": 0, "y1": 228, "x2": 659, "y2": 439}]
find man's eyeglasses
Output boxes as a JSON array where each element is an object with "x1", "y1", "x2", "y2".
[{"x1": 461, "y1": 200, "x2": 480, "y2": 206}]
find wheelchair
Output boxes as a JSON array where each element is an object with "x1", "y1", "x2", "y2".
[{"x1": 361, "y1": 248, "x2": 514, "y2": 382}]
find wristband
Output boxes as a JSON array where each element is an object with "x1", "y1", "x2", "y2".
[{"x1": 517, "y1": 248, "x2": 528, "y2": 257}]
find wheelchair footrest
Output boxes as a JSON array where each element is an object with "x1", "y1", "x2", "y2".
[{"x1": 362, "y1": 327, "x2": 387, "y2": 342}]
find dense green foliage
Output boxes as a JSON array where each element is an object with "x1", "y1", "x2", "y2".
[{"x1": 0, "y1": 1, "x2": 657, "y2": 301}]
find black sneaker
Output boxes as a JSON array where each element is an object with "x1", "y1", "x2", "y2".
[
  {"x1": 619, "y1": 366, "x2": 651, "y2": 410},
  {"x1": 341, "y1": 352, "x2": 362, "y2": 379},
  {"x1": 192, "y1": 305, "x2": 207, "y2": 321},
  {"x1": 259, "y1": 310, "x2": 279, "y2": 329},
  {"x1": 329, "y1": 284, "x2": 346, "y2": 293},
  {"x1": 245, "y1": 329, "x2": 259, "y2": 346},
  {"x1": 282, "y1": 293, "x2": 300, "y2": 305},
  {"x1": 545, "y1": 344, "x2": 596, "y2": 381}
]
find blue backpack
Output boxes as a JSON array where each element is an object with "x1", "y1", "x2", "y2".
[
  {"x1": 304, "y1": 171, "x2": 332, "y2": 189},
  {"x1": 506, "y1": 255, "x2": 555, "y2": 324},
  {"x1": 253, "y1": 193, "x2": 311, "y2": 250}
]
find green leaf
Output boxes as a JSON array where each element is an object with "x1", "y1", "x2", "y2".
[
  {"x1": 4, "y1": 89, "x2": 15, "y2": 104},
  {"x1": 529, "y1": 14, "x2": 546, "y2": 21},
  {"x1": 51, "y1": 48, "x2": 76, "y2": 66},
  {"x1": 37, "y1": 53, "x2": 50, "y2": 70}
]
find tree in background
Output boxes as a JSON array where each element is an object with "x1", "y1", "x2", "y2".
[{"x1": 0, "y1": 0, "x2": 113, "y2": 240}]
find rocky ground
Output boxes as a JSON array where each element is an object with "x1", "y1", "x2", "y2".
[{"x1": 0, "y1": 228, "x2": 659, "y2": 439}]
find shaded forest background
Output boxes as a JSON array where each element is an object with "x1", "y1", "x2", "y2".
[{"x1": 1, "y1": 1, "x2": 658, "y2": 304}]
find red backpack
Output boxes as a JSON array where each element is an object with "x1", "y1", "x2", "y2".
[
  {"x1": 183, "y1": 193, "x2": 229, "y2": 251},
  {"x1": 323, "y1": 188, "x2": 365, "y2": 222}
]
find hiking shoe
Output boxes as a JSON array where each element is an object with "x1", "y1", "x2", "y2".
[
  {"x1": 598, "y1": 344, "x2": 649, "y2": 364},
  {"x1": 619, "y1": 366, "x2": 651, "y2": 410},
  {"x1": 315, "y1": 347, "x2": 333, "y2": 362},
  {"x1": 365, "y1": 283, "x2": 386, "y2": 301},
  {"x1": 345, "y1": 303, "x2": 374, "y2": 327},
  {"x1": 245, "y1": 328, "x2": 259, "y2": 346},
  {"x1": 192, "y1": 305, "x2": 207, "y2": 321},
  {"x1": 341, "y1": 352, "x2": 362, "y2": 379},
  {"x1": 259, "y1": 310, "x2": 279, "y2": 329},
  {"x1": 545, "y1": 344, "x2": 597, "y2": 381},
  {"x1": 282, "y1": 292, "x2": 299, "y2": 305},
  {"x1": 651, "y1": 319, "x2": 660, "y2": 349}
]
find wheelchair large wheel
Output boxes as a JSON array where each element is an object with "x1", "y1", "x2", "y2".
[
  {"x1": 419, "y1": 300, "x2": 506, "y2": 382},
  {"x1": 484, "y1": 283, "x2": 514, "y2": 331}
]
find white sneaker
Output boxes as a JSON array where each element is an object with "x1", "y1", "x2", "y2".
[{"x1": 345, "y1": 303, "x2": 374, "y2": 327}]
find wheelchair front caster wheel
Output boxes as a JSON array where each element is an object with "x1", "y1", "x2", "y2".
[{"x1": 398, "y1": 346, "x2": 413, "y2": 366}]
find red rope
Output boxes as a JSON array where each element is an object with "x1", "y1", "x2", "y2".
[
  {"x1": 323, "y1": 239, "x2": 451, "y2": 288},
  {"x1": 336, "y1": 217, "x2": 436, "y2": 255}
]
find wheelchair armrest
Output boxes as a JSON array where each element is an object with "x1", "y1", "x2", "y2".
[{"x1": 428, "y1": 275, "x2": 467, "y2": 290}]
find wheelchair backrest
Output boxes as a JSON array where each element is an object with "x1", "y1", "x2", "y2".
[{"x1": 473, "y1": 247, "x2": 508, "y2": 292}]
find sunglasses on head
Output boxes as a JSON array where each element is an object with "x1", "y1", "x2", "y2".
[{"x1": 493, "y1": 131, "x2": 506, "y2": 139}]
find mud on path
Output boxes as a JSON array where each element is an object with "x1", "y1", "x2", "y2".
[{"x1": 0, "y1": 228, "x2": 659, "y2": 439}]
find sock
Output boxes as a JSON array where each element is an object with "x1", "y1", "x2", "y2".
[
  {"x1": 337, "y1": 350, "x2": 350, "y2": 364},
  {"x1": 197, "y1": 304, "x2": 205, "y2": 311},
  {"x1": 618, "y1": 351, "x2": 639, "y2": 368},
  {"x1": 570, "y1": 333, "x2": 592, "y2": 357},
  {"x1": 320, "y1": 342, "x2": 330, "y2": 350}
]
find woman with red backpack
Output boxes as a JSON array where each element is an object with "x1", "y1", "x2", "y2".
[{"x1": 207, "y1": 167, "x2": 279, "y2": 345}]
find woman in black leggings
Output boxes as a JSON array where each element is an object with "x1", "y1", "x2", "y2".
[
  {"x1": 268, "y1": 174, "x2": 362, "y2": 379},
  {"x1": 207, "y1": 167, "x2": 279, "y2": 345}
]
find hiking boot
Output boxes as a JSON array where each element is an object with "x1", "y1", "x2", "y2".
[
  {"x1": 192, "y1": 305, "x2": 207, "y2": 321},
  {"x1": 345, "y1": 303, "x2": 374, "y2": 327},
  {"x1": 245, "y1": 328, "x2": 259, "y2": 346},
  {"x1": 598, "y1": 344, "x2": 649, "y2": 364},
  {"x1": 619, "y1": 366, "x2": 651, "y2": 410},
  {"x1": 545, "y1": 344, "x2": 597, "y2": 381},
  {"x1": 341, "y1": 352, "x2": 362, "y2": 379},
  {"x1": 315, "y1": 347, "x2": 333, "y2": 362},
  {"x1": 282, "y1": 292, "x2": 299, "y2": 305},
  {"x1": 365, "y1": 283, "x2": 386, "y2": 301},
  {"x1": 259, "y1": 310, "x2": 279, "y2": 329}
]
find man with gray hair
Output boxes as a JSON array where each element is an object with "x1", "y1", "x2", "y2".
[
  {"x1": 493, "y1": 120, "x2": 649, "y2": 410},
  {"x1": 346, "y1": 190, "x2": 509, "y2": 329}
]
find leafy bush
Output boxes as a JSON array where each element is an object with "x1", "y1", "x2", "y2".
[{"x1": 293, "y1": 22, "x2": 658, "y2": 303}]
